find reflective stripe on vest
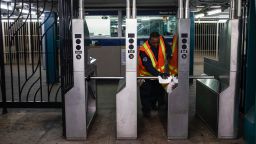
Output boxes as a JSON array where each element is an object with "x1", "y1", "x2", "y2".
[
  {"x1": 159, "y1": 36, "x2": 166, "y2": 60},
  {"x1": 143, "y1": 42, "x2": 157, "y2": 67},
  {"x1": 169, "y1": 34, "x2": 178, "y2": 75},
  {"x1": 138, "y1": 36, "x2": 167, "y2": 76}
]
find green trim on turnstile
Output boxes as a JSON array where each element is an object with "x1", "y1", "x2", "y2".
[
  {"x1": 190, "y1": 12, "x2": 195, "y2": 81},
  {"x1": 244, "y1": 0, "x2": 256, "y2": 143}
]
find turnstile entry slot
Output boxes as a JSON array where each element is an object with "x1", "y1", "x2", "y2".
[{"x1": 85, "y1": 64, "x2": 97, "y2": 130}]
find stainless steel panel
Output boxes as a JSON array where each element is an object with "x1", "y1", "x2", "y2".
[
  {"x1": 204, "y1": 58, "x2": 230, "y2": 89},
  {"x1": 229, "y1": 20, "x2": 240, "y2": 72},
  {"x1": 218, "y1": 19, "x2": 240, "y2": 139},
  {"x1": 116, "y1": 19, "x2": 137, "y2": 139},
  {"x1": 116, "y1": 72, "x2": 137, "y2": 139},
  {"x1": 65, "y1": 72, "x2": 87, "y2": 140},
  {"x1": 168, "y1": 19, "x2": 190, "y2": 139},
  {"x1": 197, "y1": 79, "x2": 219, "y2": 93},
  {"x1": 218, "y1": 22, "x2": 231, "y2": 70},
  {"x1": 85, "y1": 64, "x2": 97, "y2": 130},
  {"x1": 200, "y1": 19, "x2": 240, "y2": 139},
  {"x1": 196, "y1": 79, "x2": 219, "y2": 135},
  {"x1": 218, "y1": 71, "x2": 239, "y2": 138},
  {"x1": 65, "y1": 19, "x2": 98, "y2": 140},
  {"x1": 65, "y1": 19, "x2": 87, "y2": 140}
]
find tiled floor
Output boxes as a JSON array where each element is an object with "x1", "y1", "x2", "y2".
[{"x1": 0, "y1": 108, "x2": 244, "y2": 144}]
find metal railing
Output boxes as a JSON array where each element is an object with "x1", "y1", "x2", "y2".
[
  {"x1": 194, "y1": 20, "x2": 226, "y2": 62},
  {"x1": 59, "y1": 0, "x2": 74, "y2": 94},
  {"x1": 0, "y1": 0, "x2": 64, "y2": 113},
  {"x1": 2, "y1": 21, "x2": 42, "y2": 64},
  {"x1": 85, "y1": 75, "x2": 215, "y2": 80}
]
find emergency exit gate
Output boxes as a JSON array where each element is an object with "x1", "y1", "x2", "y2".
[{"x1": 0, "y1": 0, "x2": 73, "y2": 113}]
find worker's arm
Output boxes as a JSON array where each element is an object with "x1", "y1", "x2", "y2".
[{"x1": 139, "y1": 52, "x2": 161, "y2": 76}]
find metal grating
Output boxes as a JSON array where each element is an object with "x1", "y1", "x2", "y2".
[
  {"x1": 0, "y1": 0, "x2": 65, "y2": 112},
  {"x1": 194, "y1": 20, "x2": 226, "y2": 62}
]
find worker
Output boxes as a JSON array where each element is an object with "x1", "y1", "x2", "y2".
[
  {"x1": 138, "y1": 32, "x2": 178, "y2": 118},
  {"x1": 169, "y1": 34, "x2": 178, "y2": 76}
]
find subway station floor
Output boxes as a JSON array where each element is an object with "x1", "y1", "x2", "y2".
[{"x1": 0, "y1": 64, "x2": 245, "y2": 144}]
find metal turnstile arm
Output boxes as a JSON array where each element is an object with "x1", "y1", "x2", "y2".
[{"x1": 84, "y1": 75, "x2": 214, "y2": 80}]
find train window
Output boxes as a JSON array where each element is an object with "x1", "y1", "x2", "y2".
[
  {"x1": 122, "y1": 16, "x2": 177, "y2": 38},
  {"x1": 85, "y1": 16, "x2": 118, "y2": 37}
]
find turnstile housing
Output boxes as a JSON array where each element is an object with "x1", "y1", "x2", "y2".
[
  {"x1": 197, "y1": 19, "x2": 240, "y2": 139},
  {"x1": 116, "y1": 19, "x2": 138, "y2": 139},
  {"x1": 168, "y1": 19, "x2": 190, "y2": 139},
  {"x1": 64, "y1": 19, "x2": 97, "y2": 140}
]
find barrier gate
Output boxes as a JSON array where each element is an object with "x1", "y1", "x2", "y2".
[
  {"x1": 64, "y1": 0, "x2": 97, "y2": 139},
  {"x1": 196, "y1": 0, "x2": 242, "y2": 138},
  {"x1": 64, "y1": 0, "x2": 213, "y2": 140},
  {"x1": 116, "y1": 0, "x2": 138, "y2": 138}
]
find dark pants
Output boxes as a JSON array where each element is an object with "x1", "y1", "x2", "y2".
[{"x1": 140, "y1": 80, "x2": 166, "y2": 113}]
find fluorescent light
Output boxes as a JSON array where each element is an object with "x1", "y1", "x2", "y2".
[
  {"x1": 195, "y1": 13, "x2": 205, "y2": 18},
  {"x1": 140, "y1": 17, "x2": 162, "y2": 21},
  {"x1": 1, "y1": 4, "x2": 13, "y2": 10},
  {"x1": 210, "y1": 6, "x2": 221, "y2": 8},
  {"x1": 207, "y1": 9, "x2": 222, "y2": 15},
  {"x1": 219, "y1": 19, "x2": 228, "y2": 23}
]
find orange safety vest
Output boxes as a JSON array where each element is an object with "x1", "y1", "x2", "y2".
[
  {"x1": 168, "y1": 34, "x2": 178, "y2": 76},
  {"x1": 138, "y1": 36, "x2": 166, "y2": 76}
]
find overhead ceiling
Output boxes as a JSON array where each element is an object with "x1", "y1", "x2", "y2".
[
  {"x1": 84, "y1": 0, "x2": 178, "y2": 8},
  {"x1": 83, "y1": 0, "x2": 229, "y2": 8},
  {"x1": 0, "y1": 0, "x2": 230, "y2": 16},
  {"x1": 1, "y1": 0, "x2": 230, "y2": 8}
]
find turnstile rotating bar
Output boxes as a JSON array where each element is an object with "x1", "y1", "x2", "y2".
[{"x1": 85, "y1": 76, "x2": 215, "y2": 80}]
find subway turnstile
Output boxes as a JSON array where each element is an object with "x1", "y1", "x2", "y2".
[
  {"x1": 64, "y1": 19, "x2": 97, "y2": 140},
  {"x1": 168, "y1": 19, "x2": 190, "y2": 139},
  {"x1": 116, "y1": 18, "x2": 138, "y2": 139},
  {"x1": 196, "y1": 19, "x2": 240, "y2": 139},
  {"x1": 64, "y1": 0, "x2": 193, "y2": 140}
]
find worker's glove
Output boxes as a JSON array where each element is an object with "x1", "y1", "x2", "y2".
[
  {"x1": 166, "y1": 77, "x2": 178, "y2": 94},
  {"x1": 159, "y1": 73, "x2": 170, "y2": 79},
  {"x1": 138, "y1": 79, "x2": 145, "y2": 86}
]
